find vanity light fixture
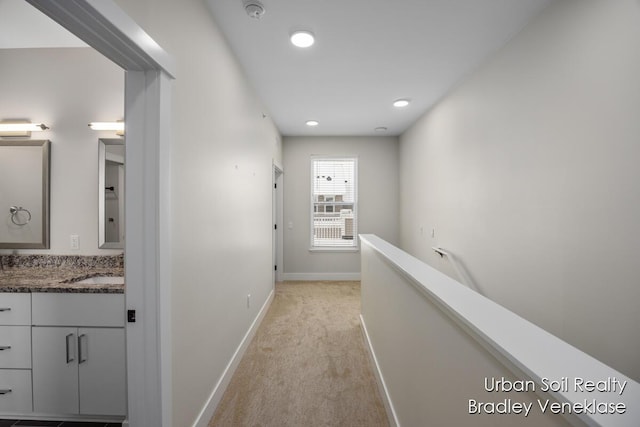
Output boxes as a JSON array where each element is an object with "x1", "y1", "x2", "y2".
[
  {"x1": 393, "y1": 99, "x2": 410, "y2": 108},
  {"x1": 89, "y1": 122, "x2": 125, "y2": 136},
  {"x1": 290, "y1": 30, "x2": 315, "y2": 48},
  {"x1": 89, "y1": 122, "x2": 124, "y2": 131},
  {"x1": 306, "y1": 120, "x2": 319, "y2": 127},
  {"x1": 0, "y1": 122, "x2": 49, "y2": 137}
]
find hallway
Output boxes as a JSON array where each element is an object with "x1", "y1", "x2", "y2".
[{"x1": 209, "y1": 281, "x2": 388, "y2": 427}]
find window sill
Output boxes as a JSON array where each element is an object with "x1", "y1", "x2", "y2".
[{"x1": 309, "y1": 247, "x2": 360, "y2": 253}]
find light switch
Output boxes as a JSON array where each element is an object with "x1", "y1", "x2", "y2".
[{"x1": 288, "y1": 222, "x2": 293, "y2": 230}]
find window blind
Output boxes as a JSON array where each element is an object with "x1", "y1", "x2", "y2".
[{"x1": 310, "y1": 157, "x2": 357, "y2": 248}]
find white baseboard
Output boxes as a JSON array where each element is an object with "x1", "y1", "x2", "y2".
[
  {"x1": 192, "y1": 288, "x2": 275, "y2": 427},
  {"x1": 360, "y1": 314, "x2": 400, "y2": 427},
  {"x1": 281, "y1": 272, "x2": 361, "y2": 281}
]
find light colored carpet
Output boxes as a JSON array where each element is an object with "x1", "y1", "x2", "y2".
[{"x1": 209, "y1": 281, "x2": 389, "y2": 427}]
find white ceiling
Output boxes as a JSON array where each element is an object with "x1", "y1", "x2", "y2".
[
  {"x1": 0, "y1": 0, "x2": 86, "y2": 49},
  {"x1": 206, "y1": 0, "x2": 554, "y2": 136},
  {"x1": 1, "y1": 0, "x2": 554, "y2": 137}
]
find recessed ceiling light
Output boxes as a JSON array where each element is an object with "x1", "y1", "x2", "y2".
[
  {"x1": 393, "y1": 99, "x2": 410, "y2": 108},
  {"x1": 291, "y1": 31, "x2": 315, "y2": 48},
  {"x1": 306, "y1": 120, "x2": 319, "y2": 127},
  {"x1": 375, "y1": 127, "x2": 388, "y2": 132}
]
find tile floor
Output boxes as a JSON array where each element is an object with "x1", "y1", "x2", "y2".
[{"x1": 0, "y1": 420, "x2": 121, "y2": 427}]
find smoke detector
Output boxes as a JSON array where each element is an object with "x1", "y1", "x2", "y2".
[{"x1": 244, "y1": 0, "x2": 265, "y2": 19}]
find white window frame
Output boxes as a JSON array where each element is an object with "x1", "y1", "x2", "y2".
[{"x1": 309, "y1": 156, "x2": 359, "y2": 252}]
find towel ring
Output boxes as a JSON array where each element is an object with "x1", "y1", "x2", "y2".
[{"x1": 9, "y1": 206, "x2": 31, "y2": 226}]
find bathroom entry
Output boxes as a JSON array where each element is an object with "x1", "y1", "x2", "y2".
[{"x1": 22, "y1": 1, "x2": 175, "y2": 425}]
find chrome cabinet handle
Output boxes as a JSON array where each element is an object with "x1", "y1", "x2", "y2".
[
  {"x1": 65, "y1": 333, "x2": 75, "y2": 363},
  {"x1": 0, "y1": 346, "x2": 11, "y2": 351},
  {"x1": 78, "y1": 334, "x2": 88, "y2": 364},
  {"x1": 0, "y1": 308, "x2": 11, "y2": 312},
  {"x1": 0, "y1": 389, "x2": 12, "y2": 395}
]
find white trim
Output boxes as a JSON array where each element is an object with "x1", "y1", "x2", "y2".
[
  {"x1": 308, "y1": 247, "x2": 359, "y2": 252},
  {"x1": 156, "y1": 71, "x2": 174, "y2": 427},
  {"x1": 273, "y1": 163, "x2": 284, "y2": 283},
  {"x1": 192, "y1": 289, "x2": 275, "y2": 427},
  {"x1": 281, "y1": 272, "x2": 361, "y2": 281},
  {"x1": 124, "y1": 70, "x2": 173, "y2": 427},
  {"x1": 360, "y1": 314, "x2": 400, "y2": 427},
  {"x1": 26, "y1": 0, "x2": 176, "y2": 77}
]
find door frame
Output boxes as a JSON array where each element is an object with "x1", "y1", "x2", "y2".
[
  {"x1": 26, "y1": 2, "x2": 175, "y2": 426},
  {"x1": 273, "y1": 163, "x2": 283, "y2": 284}
]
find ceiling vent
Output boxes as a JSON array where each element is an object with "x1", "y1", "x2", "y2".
[{"x1": 244, "y1": 0, "x2": 265, "y2": 19}]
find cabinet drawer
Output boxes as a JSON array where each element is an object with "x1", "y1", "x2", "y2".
[
  {"x1": 32, "y1": 293, "x2": 124, "y2": 327},
  {"x1": 0, "y1": 294, "x2": 31, "y2": 326},
  {"x1": 0, "y1": 369, "x2": 32, "y2": 413},
  {"x1": 0, "y1": 326, "x2": 31, "y2": 369}
]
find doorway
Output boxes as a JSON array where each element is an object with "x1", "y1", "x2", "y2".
[{"x1": 25, "y1": 1, "x2": 176, "y2": 426}]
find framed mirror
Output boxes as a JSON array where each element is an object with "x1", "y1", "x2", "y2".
[
  {"x1": 0, "y1": 140, "x2": 51, "y2": 249},
  {"x1": 99, "y1": 138, "x2": 125, "y2": 249}
]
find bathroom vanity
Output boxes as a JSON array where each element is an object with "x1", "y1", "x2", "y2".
[{"x1": 0, "y1": 255, "x2": 125, "y2": 422}]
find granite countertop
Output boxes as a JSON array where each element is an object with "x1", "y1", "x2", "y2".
[{"x1": 0, "y1": 267, "x2": 125, "y2": 294}]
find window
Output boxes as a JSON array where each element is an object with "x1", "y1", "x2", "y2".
[{"x1": 310, "y1": 157, "x2": 358, "y2": 249}]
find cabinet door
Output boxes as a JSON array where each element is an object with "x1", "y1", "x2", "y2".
[
  {"x1": 78, "y1": 327, "x2": 126, "y2": 416},
  {"x1": 32, "y1": 327, "x2": 79, "y2": 414}
]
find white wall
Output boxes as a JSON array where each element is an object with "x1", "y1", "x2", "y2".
[
  {"x1": 111, "y1": 1, "x2": 283, "y2": 426},
  {"x1": 283, "y1": 136, "x2": 399, "y2": 279},
  {"x1": 0, "y1": 48, "x2": 124, "y2": 255},
  {"x1": 360, "y1": 238, "x2": 572, "y2": 427},
  {"x1": 399, "y1": 0, "x2": 640, "y2": 381}
]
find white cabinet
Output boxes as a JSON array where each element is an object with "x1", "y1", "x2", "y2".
[
  {"x1": 0, "y1": 370, "x2": 32, "y2": 413},
  {"x1": 32, "y1": 293, "x2": 124, "y2": 327},
  {"x1": 0, "y1": 294, "x2": 31, "y2": 325},
  {"x1": 78, "y1": 327, "x2": 126, "y2": 415},
  {"x1": 32, "y1": 327, "x2": 78, "y2": 414},
  {"x1": 0, "y1": 326, "x2": 31, "y2": 368},
  {"x1": 32, "y1": 326, "x2": 126, "y2": 416},
  {"x1": 31, "y1": 293, "x2": 126, "y2": 417},
  {"x1": 0, "y1": 293, "x2": 32, "y2": 414}
]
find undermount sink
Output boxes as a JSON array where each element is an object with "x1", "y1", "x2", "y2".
[{"x1": 75, "y1": 276, "x2": 125, "y2": 285}]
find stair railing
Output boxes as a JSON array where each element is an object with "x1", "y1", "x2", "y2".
[{"x1": 432, "y1": 247, "x2": 482, "y2": 295}]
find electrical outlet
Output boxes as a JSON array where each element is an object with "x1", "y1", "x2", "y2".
[
  {"x1": 70, "y1": 234, "x2": 79, "y2": 250},
  {"x1": 247, "y1": 294, "x2": 251, "y2": 309}
]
